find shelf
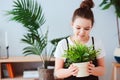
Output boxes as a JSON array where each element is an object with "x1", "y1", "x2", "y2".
[
  {"x1": 0, "y1": 55, "x2": 55, "y2": 80},
  {"x1": 2, "y1": 76, "x2": 38, "y2": 80},
  {"x1": 2, "y1": 76, "x2": 63, "y2": 80},
  {"x1": 0, "y1": 55, "x2": 55, "y2": 63}
]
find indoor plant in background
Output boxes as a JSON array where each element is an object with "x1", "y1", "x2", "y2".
[
  {"x1": 63, "y1": 43, "x2": 100, "y2": 77},
  {"x1": 99, "y1": 0, "x2": 120, "y2": 63},
  {"x1": 6, "y1": 0, "x2": 60, "y2": 80},
  {"x1": 6, "y1": 0, "x2": 48, "y2": 68},
  {"x1": 50, "y1": 36, "x2": 69, "y2": 57},
  {"x1": 6, "y1": 0, "x2": 68, "y2": 79}
]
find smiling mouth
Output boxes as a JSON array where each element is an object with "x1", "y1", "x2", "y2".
[{"x1": 79, "y1": 35, "x2": 85, "y2": 37}]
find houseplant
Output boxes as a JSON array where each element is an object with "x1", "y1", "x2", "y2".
[
  {"x1": 6, "y1": 0, "x2": 68, "y2": 79},
  {"x1": 6, "y1": 0, "x2": 54, "y2": 80},
  {"x1": 99, "y1": 0, "x2": 120, "y2": 63},
  {"x1": 63, "y1": 43, "x2": 100, "y2": 77},
  {"x1": 6, "y1": 0, "x2": 49, "y2": 68}
]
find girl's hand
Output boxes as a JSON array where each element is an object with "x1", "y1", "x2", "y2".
[
  {"x1": 68, "y1": 64, "x2": 79, "y2": 76},
  {"x1": 88, "y1": 62, "x2": 97, "y2": 76}
]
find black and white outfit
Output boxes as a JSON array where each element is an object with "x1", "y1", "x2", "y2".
[{"x1": 54, "y1": 36, "x2": 105, "y2": 80}]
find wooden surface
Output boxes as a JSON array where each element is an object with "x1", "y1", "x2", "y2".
[
  {"x1": 0, "y1": 55, "x2": 54, "y2": 63},
  {"x1": 1, "y1": 76, "x2": 37, "y2": 80},
  {"x1": 112, "y1": 62, "x2": 120, "y2": 80},
  {"x1": 0, "y1": 55, "x2": 55, "y2": 80}
]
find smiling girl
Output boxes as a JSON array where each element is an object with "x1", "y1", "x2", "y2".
[{"x1": 54, "y1": 0, "x2": 105, "y2": 80}]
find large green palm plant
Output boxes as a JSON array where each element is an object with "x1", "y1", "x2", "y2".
[
  {"x1": 100, "y1": 0, "x2": 120, "y2": 17},
  {"x1": 99, "y1": 0, "x2": 120, "y2": 47},
  {"x1": 7, "y1": 0, "x2": 48, "y2": 68}
]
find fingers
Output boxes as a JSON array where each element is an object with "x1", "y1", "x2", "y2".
[
  {"x1": 88, "y1": 62, "x2": 95, "y2": 75},
  {"x1": 88, "y1": 62, "x2": 96, "y2": 75},
  {"x1": 89, "y1": 63, "x2": 95, "y2": 68},
  {"x1": 68, "y1": 64, "x2": 79, "y2": 76},
  {"x1": 72, "y1": 67, "x2": 79, "y2": 76}
]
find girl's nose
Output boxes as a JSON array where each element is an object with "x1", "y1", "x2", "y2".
[{"x1": 80, "y1": 29, "x2": 85, "y2": 34}]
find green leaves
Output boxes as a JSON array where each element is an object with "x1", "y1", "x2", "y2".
[
  {"x1": 50, "y1": 36, "x2": 69, "y2": 55},
  {"x1": 7, "y1": 0, "x2": 45, "y2": 30},
  {"x1": 63, "y1": 43, "x2": 100, "y2": 67},
  {"x1": 6, "y1": 0, "x2": 47, "y2": 56},
  {"x1": 99, "y1": 0, "x2": 110, "y2": 9},
  {"x1": 22, "y1": 30, "x2": 48, "y2": 56},
  {"x1": 99, "y1": 0, "x2": 120, "y2": 18},
  {"x1": 114, "y1": 0, "x2": 120, "y2": 17}
]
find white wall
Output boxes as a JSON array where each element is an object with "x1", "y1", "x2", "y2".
[{"x1": 0, "y1": 0, "x2": 119, "y2": 80}]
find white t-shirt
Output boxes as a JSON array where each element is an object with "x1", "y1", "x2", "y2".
[{"x1": 54, "y1": 37, "x2": 105, "y2": 60}]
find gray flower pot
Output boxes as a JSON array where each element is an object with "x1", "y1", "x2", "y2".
[{"x1": 38, "y1": 68, "x2": 54, "y2": 80}]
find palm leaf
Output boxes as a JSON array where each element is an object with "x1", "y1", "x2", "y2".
[
  {"x1": 102, "y1": 3, "x2": 112, "y2": 10},
  {"x1": 7, "y1": 0, "x2": 45, "y2": 30},
  {"x1": 114, "y1": 0, "x2": 120, "y2": 18},
  {"x1": 6, "y1": 0, "x2": 48, "y2": 56},
  {"x1": 23, "y1": 46, "x2": 40, "y2": 56},
  {"x1": 21, "y1": 30, "x2": 48, "y2": 56},
  {"x1": 99, "y1": 0, "x2": 108, "y2": 7},
  {"x1": 6, "y1": 0, "x2": 50, "y2": 69},
  {"x1": 21, "y1": 33, "x2": 34, "y2": 45}
]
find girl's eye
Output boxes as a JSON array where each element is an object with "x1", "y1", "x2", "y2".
[
  {"x1": 77, "y1": 27, "x2": 80, "y2": 29},
  {"x1": 84, "y1": 28, "x2": 90, "y2": 30}
]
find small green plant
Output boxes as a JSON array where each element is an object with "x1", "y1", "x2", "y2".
[{"x1": 63, "y1": 43, "x2": 100, "y2": 67}]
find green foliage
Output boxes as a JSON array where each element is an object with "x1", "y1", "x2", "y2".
[
  {"x1": 63, "y1": 43, "x2": 100, "y2": 67},
  {"x1": 6, "y1": 0, "x2": 47, "y2": 56},
  {"x1": 99, "y1": 0, "x2": 120, "y2": 17},
  {"x1": 7, "y1": 0, "x2": 45, "y2": 29},
  {"x1": 99, "y1": 0, "x2": 120, "y2": 47},
  {"x1": 6, "y1": 0, "x2": 49, "y2": 68},
  {"x1": 50, "y1": 36, "x2": 69, "y2": 55},
  {"x1": 6, "y1": 0, "x2": 69, "y2": 69},
  {"x1": 22, "y1": 31, "x2": 48, "y2": 56}
]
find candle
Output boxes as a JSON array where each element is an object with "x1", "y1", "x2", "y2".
[{"x1": 5, "y1": 32, "x2": 8, "y2": 47}]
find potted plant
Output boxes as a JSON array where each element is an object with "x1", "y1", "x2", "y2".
[
  {"x1": 99, "y1": 0, "x2": 120, "y2": 63},
  {"x1": 63, "y1": 42, "x2": 100, "y2": 77},
  {"x1": 6, "y1": 0, "x2": 68, "y2": 79},
  {"x1": 6, "y1": 0, "x2": 49, "y2": 68},
  {"x1": 6, "y1": 0, "x2": 54, "y2": 80}
]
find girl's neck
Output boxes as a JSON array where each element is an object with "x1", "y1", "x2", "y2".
[{"x1": 70, "y1": 36, "x2": 90, "y2": 44}]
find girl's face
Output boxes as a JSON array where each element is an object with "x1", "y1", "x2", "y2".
[{"x1": 72, "y1": 17, "x2": 92, "y2": 41}]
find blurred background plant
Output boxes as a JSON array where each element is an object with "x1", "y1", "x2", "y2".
[
  {"x1": 99, "y1": 0, "x2": 120, "y2": 47},
  {"x1": 99, "y1": 0, "x2": 120, "y2": 63},
  {"x1": 6, "y1": 0, "x2": 68, "y2": 69},
  {"x1": 6, "y1": 0, "x2": 50, "y2": 69}
]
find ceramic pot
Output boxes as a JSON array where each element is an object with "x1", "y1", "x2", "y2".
[
  {"x1": 73, "y1": 62, "x2": 89, "y2": 77},
  {"x1": 114, "y1": 48, "x2": 120, "y2": 63},
  {"x1": 38, "y1": 68, "x2": 54, "y2": 80}
]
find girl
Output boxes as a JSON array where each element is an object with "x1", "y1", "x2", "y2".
[{"x1": 54, "y1": 0, "x2": 105, "y2": 80}]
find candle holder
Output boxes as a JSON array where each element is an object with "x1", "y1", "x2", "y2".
[
  {"x1": 6, "y1": 46, "x2": 9, "y2": 58},
  {"x1": 0, "y1": 46, "x2": 9, "y2": 59}
]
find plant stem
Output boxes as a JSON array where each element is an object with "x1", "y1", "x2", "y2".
[{"x1": 116, "y1": 16, "x2": 120, "y2": 47}]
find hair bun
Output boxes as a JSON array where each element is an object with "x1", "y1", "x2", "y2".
[{"x1": 80, "y1": 0, "x2": 94, "y2": 9}]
